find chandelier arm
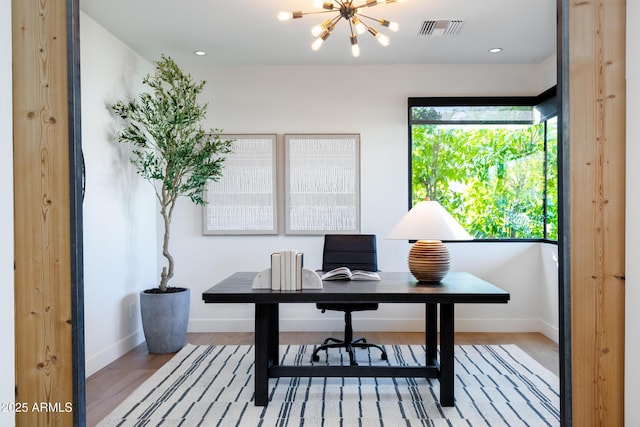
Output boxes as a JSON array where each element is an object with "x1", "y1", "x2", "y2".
[
  {"x1": 355, "y1": 12, "x2": 385, "y2": 23},
  {"x1": 351, "y1": 1, "x2": 381, "y2": 10},
  {"x1": 356, "y1": 11, "x2": 398, "y2": 32},
  {"x1": 332, "y1": 15, "x2": 344, "y2": 28},
  {"x1": 300, "y1": 10, "x2": 341, "y2": 17}
]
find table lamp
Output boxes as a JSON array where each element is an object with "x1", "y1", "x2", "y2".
[{"x1": 386, "y1": 200, "x2": 472, "y2": 283}]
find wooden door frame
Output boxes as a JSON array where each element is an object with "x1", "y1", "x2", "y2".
[
  {"x1": 558, "y1": 0, "x2": 626, "y2": 426},
  {"x1": 12, "y1": 0, "x2": 85, "y2": 425}
]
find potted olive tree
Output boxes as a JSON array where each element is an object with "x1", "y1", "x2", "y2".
[{"x1": 110, "y1": 55, "x2": 234, "y2": 354}]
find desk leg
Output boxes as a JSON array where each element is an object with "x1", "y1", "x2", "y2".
[
  {"x1": 439, "y1": 303, "x2": 455, "y2": 406},
  {"x1": 255, "y1": 303, "x2": 275, "y2": 406},
  {"x1": 268, "y1": 304, "x2": 279, "y2": 365},
  {"x1": 425, "y1": 303, "x2": 437, "y2": 364}
]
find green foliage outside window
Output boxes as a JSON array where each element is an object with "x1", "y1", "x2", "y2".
[
  {"x1": 544, "y1": 117, "x2": 558, "y2": 240},
  {"x1": 411, "y1": 118, "x2": 558, "y2": 240}
]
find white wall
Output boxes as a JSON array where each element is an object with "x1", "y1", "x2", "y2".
[
  {"x1": 626, "y1": 1, "x2": 640, "y2": 424},
  {"x1": 539, "y1": 243, "x2": 560, "y2": 341},
  {"x1": 168, "y1": 63, "x2": 559, "y2": 336},
  {"x1": 0, "y1": 0, "x2": 14, "y2": 425},
  {"x1": 80, "y1": 13, "x2": 157, "y2": 376},
  {"x1": 539, "y1": 53, "x2": 558, "y2": 91}
]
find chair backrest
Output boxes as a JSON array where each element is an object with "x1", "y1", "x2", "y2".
[{"x1": 322, "y1": 234, "x2": 378, "y2": 272}]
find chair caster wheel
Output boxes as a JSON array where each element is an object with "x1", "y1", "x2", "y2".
[
  {"x1": 381, "y1": 352, "x2": 388, "y2": 361},
  {"x1": 312, "y1": 354, "x2": 320, "y2": 362}
]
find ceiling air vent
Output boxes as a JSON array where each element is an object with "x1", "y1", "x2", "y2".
[{"x1": 419, "y1": 19, "x2": 465, "y2": 36}]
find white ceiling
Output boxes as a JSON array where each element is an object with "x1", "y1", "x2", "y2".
[{"x1": 79, "y1": 0, "x2": 556, "y2": 67}]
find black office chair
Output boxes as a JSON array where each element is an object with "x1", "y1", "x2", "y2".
[{"x1": 311, "y1": 234, "x2": 387, "y2": 366}]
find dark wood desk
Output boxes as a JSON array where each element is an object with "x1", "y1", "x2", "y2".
[{"x1": 202, "y1": 271, "x2": 510, "y2": 407}]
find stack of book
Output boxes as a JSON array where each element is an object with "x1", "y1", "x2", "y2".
[{"x1": 271, "y1": 250, "x2": 303, "y2": 291}]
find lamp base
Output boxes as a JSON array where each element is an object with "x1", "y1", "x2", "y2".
[{"x1": 408, "y1": 240, "x2": 450, "y2": 283}]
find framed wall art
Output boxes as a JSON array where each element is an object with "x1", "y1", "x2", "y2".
[
  {"x1": 284, "y1": 134, "x2": 360, "y2": 235},
  {"x1": 203, "y1": 134, "x2": 278, "y2": 235}
]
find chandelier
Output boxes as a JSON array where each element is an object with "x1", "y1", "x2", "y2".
[{"x1": 277, "y1": 0, "x2": 404, "y2": 57}]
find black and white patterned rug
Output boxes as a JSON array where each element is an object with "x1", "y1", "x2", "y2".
[{"x1": 98, "y1": 343, "x2": 559, "y2": 426}]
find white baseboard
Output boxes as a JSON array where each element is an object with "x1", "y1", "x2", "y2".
[
  {"x1": 85, "y1": 330, "x2": 145, "y2": 377},
  {"x1": 189, "y1": 317, "x2": 549, "y2": 334},
  {"x1": 537, "y1": 319, "x2": 560, "y2": 343},
  {"x1": 454, "y1": 318, "x2": 540, "y2": 333},
  {"x1": 189, "y1": 318, "x2": 255, "y2": 333}
]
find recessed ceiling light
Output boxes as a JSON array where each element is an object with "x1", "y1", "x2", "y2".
[
  {"x1": 488, "y1": 47, "x2": 502, "y2": 53},
  {"x1": 194, "y1": 50, "x2": 207, "y2": 56}
]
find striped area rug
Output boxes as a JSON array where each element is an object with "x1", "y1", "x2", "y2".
[{"x1": 97, "y1": 343, "x2": 559, "y2": 426}]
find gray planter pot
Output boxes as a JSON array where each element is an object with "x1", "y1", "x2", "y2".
[{"x1": 140, "y1": 288, "x2": 190, "y2": 354}]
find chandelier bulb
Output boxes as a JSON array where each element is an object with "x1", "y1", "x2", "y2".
[
  {"x1": 352, "y1": 17, "x2": 367, "y2": 35},
  {"x1": 311, "y1": 19, "x2": 332, "y2": 37},
  {"x1": 313, "y1": 0, "x2": 335, "y2": 8},
  {"x1": 277, "y1": 11, "x2": 292, "y2": 21},
  {"x1": 350, "y1": 34, "x2": 360, "y2": 57},
  {"x1": 379, "y1": 19, "x2": 400, "y2": 32},
  {"x1": 376, "y1": 32, "x2": 390, "y2": 46},
  {"x1": 368, "y1": 27, "x2": 390, "y2": 46},
  {"x1": 311, "y1": 38, "x2": 324, "y2": 51},
  {"x1": 312, "y1": 30, "x2": 332, "y2": 51},
  {"x1": 277, "y1": 11, "x2": 303, "y2": 21}
]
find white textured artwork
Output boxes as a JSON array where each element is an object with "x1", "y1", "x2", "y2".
[
  {"x1": 204, "y1": 134, "x2": 277, "y2": 234},
  {"x1": 285, "y1": 134, "x2": 360, "y2": 234}
]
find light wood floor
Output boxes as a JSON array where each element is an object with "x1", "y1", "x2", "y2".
[{"x1": 86, "y1": 332, "x2": 558, "y2": 426}]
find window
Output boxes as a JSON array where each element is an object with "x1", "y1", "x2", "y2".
[{"x1": 409, "y1": 89, "x2": 558, "y2": 241}]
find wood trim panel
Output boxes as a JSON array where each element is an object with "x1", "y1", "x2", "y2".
[
  {"x1": 569, "y1": 0, "x2": 626, "y2": 425},
  {"x1": 12, "y1": 0, "x2": 74, "y2": 424}
]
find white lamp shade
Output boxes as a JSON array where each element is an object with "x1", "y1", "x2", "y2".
[{"x1": 386, "y1": 200, "x2": 472, "y2": 241}]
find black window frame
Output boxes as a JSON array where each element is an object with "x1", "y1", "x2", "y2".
[{"x1": 407, "y1": 87, "x2": 558, "y2": 243}]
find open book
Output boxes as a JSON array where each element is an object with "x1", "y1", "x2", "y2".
[{"x1": 321, "y1": 267, "x2": 381, "y2": 281}]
